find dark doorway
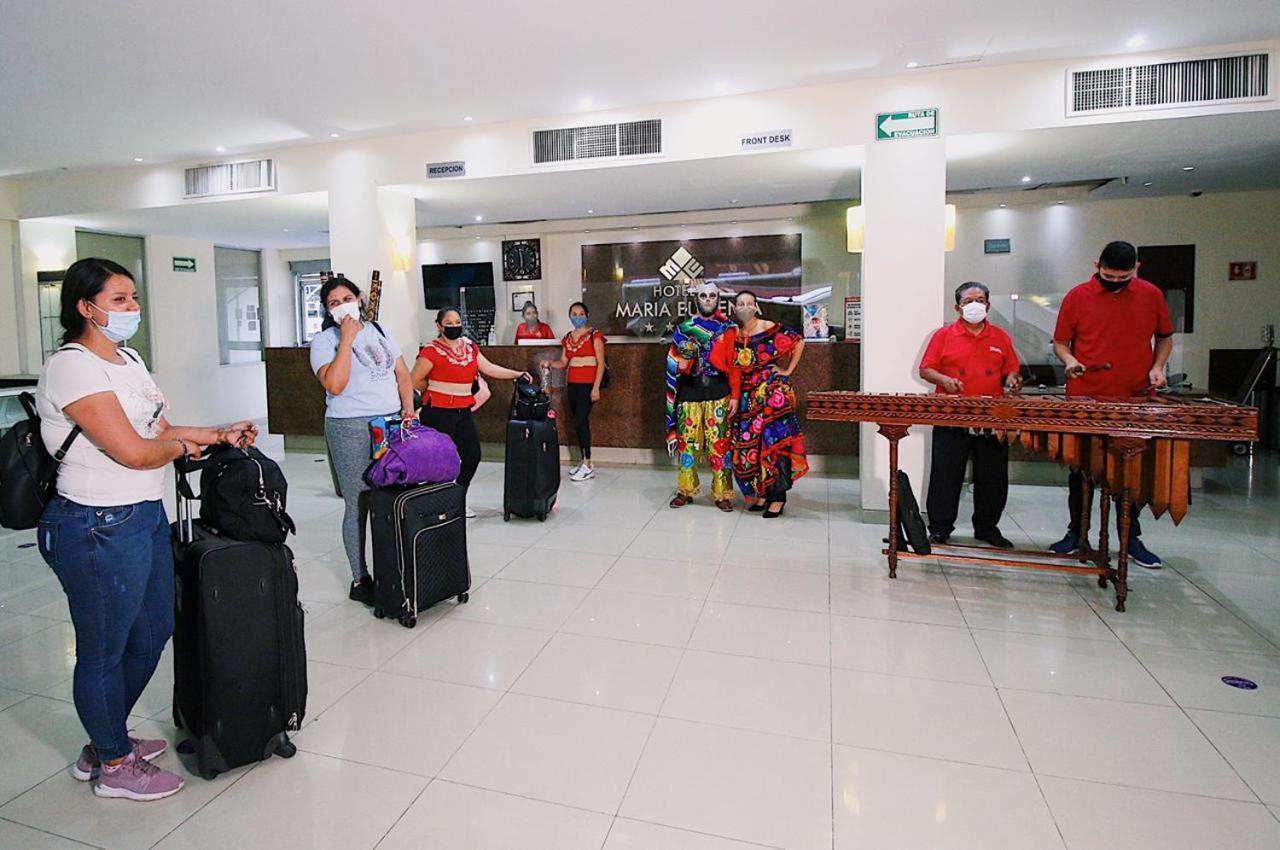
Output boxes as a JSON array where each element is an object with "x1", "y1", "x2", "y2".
[{"x1": 1137, "y1": 244, "x2": 1195, "y2": 333}]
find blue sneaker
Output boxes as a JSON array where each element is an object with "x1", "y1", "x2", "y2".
[
  {"x1": 1128, "y1": 537, "x2": 1162, "y2": 569},
  {"x1": 1048, "y1": 530, "x2": 1079, "y2": 555}
]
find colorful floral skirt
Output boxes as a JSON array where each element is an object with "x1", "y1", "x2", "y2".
[{"x1": 730, "y1": 373, "x2": 809, "y2": 499}]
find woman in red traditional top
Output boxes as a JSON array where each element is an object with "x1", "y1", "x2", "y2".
[
  {"x1": 411, "y1": 307, "x2": 531, "y2": 516},
  {"x1": 712, "y1": 290, "x2": 808, "y2": 518},
  {"x1": 514, "y1": 301, "x2": 555, "y2": 342},
  {"x1": 546, "y1": 302, "x2": 606, "y2": 481}
]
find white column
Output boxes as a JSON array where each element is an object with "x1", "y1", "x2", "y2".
[
  {"x1": 858, "y1": 135, "x2": 947, "y2": 511},
  {"x1": 326, "y1": 151, "x2": 422, "y2": 359}
]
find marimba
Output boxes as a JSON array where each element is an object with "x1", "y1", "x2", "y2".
[{"x1": 807, "y1": 391, "x2": 1259, "y2": 611}]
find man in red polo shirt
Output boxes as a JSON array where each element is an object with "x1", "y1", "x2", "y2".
[
  {"x1": 919, "y1": 282, "x2": 1022, "y2": 548},
  {"x1": 1048, "y1": 240, "x2": 1174, "y2": 568}
]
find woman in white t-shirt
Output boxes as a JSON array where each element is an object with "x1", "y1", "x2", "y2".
[
  {"x1": 35, "y1": 258, "x2": 258, "y2": 802},
  {"x1": 309, "y1": 276, "x2": 417, "y2": 607}
]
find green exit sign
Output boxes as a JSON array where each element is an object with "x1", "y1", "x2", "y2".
[
  {"x1": 173, "y1": 257, "x2": 196, "y2": 272},
  {"x1": 876, "y1": 108, "x2": 939, "y2": 140}
]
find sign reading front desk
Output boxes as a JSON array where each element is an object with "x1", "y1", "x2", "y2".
[
  {"x1": 876, "y1": 108, "x2": 939, "y2": 140},
  {"x1": 740, "y1": 129, "x2": 793, "y2": 151},
  {"x1": 426, "y1": 160, "x2": 466, "y2": 179}
]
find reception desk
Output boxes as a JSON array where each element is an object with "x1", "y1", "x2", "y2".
[{"x1": 265, "y1": 340, "x2": 862, "y2": 456}]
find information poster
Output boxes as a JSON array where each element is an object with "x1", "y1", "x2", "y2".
[{"x1": 844, "y1": 296, "x2": 862, "y2": 341}]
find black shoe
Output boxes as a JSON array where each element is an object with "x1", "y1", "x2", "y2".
[
  {"x1": 349, "y1": 575, "x2": 375, "y2": 606},
  {"x1": 928, "y1": 531, "x2": 950, "y2": 545},
  {"x1": 748, "y1": 503, "x2": 767, "y2": 512},
  {"x1": 975, "y1": 530, "x2": 1015, "y2": 549},
  {"x1": 762, "y1": 504, "x2": 786, "y2": 518}
]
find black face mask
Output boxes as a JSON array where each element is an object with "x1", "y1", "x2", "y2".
[
  {"x1": 442, "y1": 326, "x2": 464, "y2": 340},
  {"x1": 1096, "y1": 273, "x2": 1132, "y2": 293}
]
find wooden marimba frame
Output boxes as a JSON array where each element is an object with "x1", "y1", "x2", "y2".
[{"x1": 807, "y1": 391, "x2": 1259, "y2": 611}]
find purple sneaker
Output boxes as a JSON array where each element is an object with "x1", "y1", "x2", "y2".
[
  {"x1": 93, "y1": 748, "x2": 184, "y2": 801},
  {"x1": 73, "y1": 738, "x2": 168, "y2": 781}
]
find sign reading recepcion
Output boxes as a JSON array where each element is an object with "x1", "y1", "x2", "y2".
[
  {"x1": 426, "y1": 160, "x2": 466, "y2": 179},
  {"x1": 876, "y1": 108, "x2": 939, "y2": 140},
  {"x1": 740, "y1": 129, "x2": 793, "y2": 151},
  {"x1": 172, "y1": 257, "x2": 197, "y2": 272}
]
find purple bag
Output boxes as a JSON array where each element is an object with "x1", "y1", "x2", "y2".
[{"x1": 365, "y1": 422, "x2": 461, "y2": 487}]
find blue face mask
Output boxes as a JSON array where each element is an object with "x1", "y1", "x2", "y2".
[
  {"x1": 570, "y1": 315, "x2": 587, "y2": 329},
  {"x1": 90, "y1": 303, "x2": 142, "y2": 343}
]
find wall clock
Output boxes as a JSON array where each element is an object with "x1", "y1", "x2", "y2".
[{"x1": 502, "y1": 238, "x2": 541, "y2": 281}]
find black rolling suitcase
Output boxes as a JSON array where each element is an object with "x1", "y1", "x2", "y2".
[
  {"x1": 503, "y1": 414, "x2": 559, "y2": 522},
  {"x1": 170, "y1": 457, "x2": 307, "y2": 780},
  {"x1": 369, "y1": 482, "x2": 470, "y2": 628}
]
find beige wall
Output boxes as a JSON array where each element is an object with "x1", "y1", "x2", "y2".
[
  {"x1": 0, "y1": 221, "x2": 20, "y2": 375},
  {"x1": 947, "y1": 189, "x2": 1280, "y2": 387}
]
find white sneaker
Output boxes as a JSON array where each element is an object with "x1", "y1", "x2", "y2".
[
  {"x1": 570, "y1": 466, "x2": 595, "y2": 482},
  {"x1": 465, "y1": 507, "x2": 477, "y2": 519},
  {"x1": 567, "y1": 464, "x2": 582, "y2": 477}
]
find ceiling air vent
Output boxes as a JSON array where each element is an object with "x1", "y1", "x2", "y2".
[
  {"x1": 184, "y1": 158, "x2": 276, "y2": 199},
  {"x1": 532, "y1": 119, "x2": 662, "y2": 164},
  {"x1": 1069, "y1": 52, "x2": 1270, "y2": 116}
]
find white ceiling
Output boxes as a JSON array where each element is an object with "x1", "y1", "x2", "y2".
[
  {"x1": 2, "y1": 0, "x2": 1278, "y2": 177},
  {"x1": 39, "y1": 111, "x2": 1280, "y2": 242}
]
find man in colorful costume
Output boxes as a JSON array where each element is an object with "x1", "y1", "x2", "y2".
[{"x1": 666, "y1": 281, "x2": 738, "y2": 511}]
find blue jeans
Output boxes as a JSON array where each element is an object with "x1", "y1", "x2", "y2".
[{"x1": 38, "y1": 496, "x2": 175, "y2": 760}]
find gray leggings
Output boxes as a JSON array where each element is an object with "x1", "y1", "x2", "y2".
[{"x1": 324, "y1": 414, "x2": 384, "y2": 582}]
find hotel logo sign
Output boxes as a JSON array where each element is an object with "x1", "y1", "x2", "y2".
[{"x1": 659, "y1": 246, "x2": 704, "y2": 282}]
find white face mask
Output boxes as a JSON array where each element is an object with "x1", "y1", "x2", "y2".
[
  {"x1": 330, "y1": 301, "x2": 362, "y2": 324},
  {"x1": 961, "y1": 302, "x2": 988, "y2": 324}
]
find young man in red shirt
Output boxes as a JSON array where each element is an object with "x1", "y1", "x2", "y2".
[
  {"x1": 1048, "y1": 241, "x2": 1174, "y2": 568},
  {"x1": 919, "y1": 282, "x2": 1022, "y2": 548}
]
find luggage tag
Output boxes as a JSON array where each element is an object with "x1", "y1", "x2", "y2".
[{"x1": 369, "y1": 415, "x2": 404, "y2": 460}]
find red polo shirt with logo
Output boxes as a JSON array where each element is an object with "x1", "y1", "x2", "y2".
[
  {"x1": 1053, "y1": 277, "x2": 1173, "y2": 398},
  {"x1": 920, "y1": 319, "x2": 1021, "y2": 396}
]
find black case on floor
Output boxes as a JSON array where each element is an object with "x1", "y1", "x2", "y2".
[
  {"x1": 370, "y1": 482, "x2": 470, "y2": 628},
  {"x1": 503, "y1": 417, "x2": 559, "y2": 521},
  {"x1": 171, "y1": 459, "x2": 307, "y2": 781},
  {"x1": 895, "y1": 470, "x2": 932, "y2": 555}
]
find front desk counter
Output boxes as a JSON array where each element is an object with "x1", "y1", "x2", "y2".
[{"x1": 265, "y1": 340, "x2": 862, "y2": 456}]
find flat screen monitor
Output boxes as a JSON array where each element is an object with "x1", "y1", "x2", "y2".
[{"x1": 422, "y1": 262, "x2": 494, "y2": 309}]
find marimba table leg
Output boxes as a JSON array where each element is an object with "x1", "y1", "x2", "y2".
[
  {"x1": 878, "y1": 424, "x2": 911, "y2": 580},
  {"x1": 1097, "y1": 484, "x2": 1112, "y2": 585},
  {"x1": 1114, "y1": 496, "x2": 1132, "y2": 612}
]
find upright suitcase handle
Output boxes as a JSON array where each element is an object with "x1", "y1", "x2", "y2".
[{"x1": 173, "y1": 452, "x2": 214, "y2": 544}]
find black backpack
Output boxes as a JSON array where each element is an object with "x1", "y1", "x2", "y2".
[
  {"x1": 0, "y1": 392, "x2": 80, "y2": 530},
  {"x1": 511, "y1": 381, "x2": 551, "y2": 421},
  {"x1": 188, "y1": 445, "x2": 296, "y2": 543}
]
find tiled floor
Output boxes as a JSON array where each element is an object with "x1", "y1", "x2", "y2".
[{"x1": 1, "y1": 440, "x2": 1279, "y2": 849}]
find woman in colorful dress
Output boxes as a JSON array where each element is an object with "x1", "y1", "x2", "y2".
[
  {"x1": 410, "y1": 307, "x2": 531, "y2": 516},
  {"x1": 716, "y1": 290, "x2": 809, "y2": 518}
]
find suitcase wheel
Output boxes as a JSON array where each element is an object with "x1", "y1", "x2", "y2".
[
  {"x1": 373, "y1": 607, "x2": 386, "y2": 619},
  {"x1": 398, "y1": 614, "x2": 417, "y2": 629},
  {"x1": 537, "y1": 513, "x2": 546, "y2": 522},
  {"x1": 503, "y1": 512, "x2": 511, "y2": 522},
  {"x1": 276, "y1": 740, "x2": 297, "y2": 759},
  {"x1": 457, "y1": 592, "x2": 469, "y2": 604},
  {"x1": 201, "y1": 769, "x2": 219, "y2": 781}
]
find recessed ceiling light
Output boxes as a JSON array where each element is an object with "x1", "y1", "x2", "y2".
[
  {"x1": 905, "y1": 61, "x2": 919, "y2": 69},
  {"x1": 999, "y1": 203, "x2": 1008, "y2": 208},
  {"x1": 730, "y1": 199, "x2": 739, "y2": 204},
  {"x1": 474, "y1": 214, "x2": 484, "y2": 221},
  {"x1": 584, "y1": 229, "x2": 591, "y2": 233},
  {"x1": 282, "y1": 228, "x2": 290, "y2": 232},
  {"x1": 1020, "y1": 175, "x2": 1032, "y2": 183},
  {"x1": 1143, "y1": 181, "x2": 1153, "y2": 187},
  {"x1": 215, "y1": 146, "x2": 227, "y2": 153},
  {"x1": 787, "y1": 217, "x2": 794, "y2": 221},
  {"x1": 731, "y1": 221, "x2": 738, "y2": 224},
  {"x1": 1127, "y1": 34, "x2": 1146, "y2": 49},
  {"x1": 330, "y1": 133, "x2": 341, "y2": 139},
  {"x1": 631, "y1": 226, "x2": 638, "y2": 230},
  {"x1": 474, "y1": 236, "x2": 481, "y2": 240},
  {"x1": 132, "y1": 157, "x2": 143, "y2": 163},
  {"x1": 1056, "y1": 200, "x2": 1065, "y2": 205},
  {"x1": 587, "y1": 209, "x2": 594, "y2": 214},
  {"x1": 1182, "y1": 166, "x2": 1196, "y2": 172},
  {"x1": 463, "y1": 115, "x2": 473, "y2": 122}
]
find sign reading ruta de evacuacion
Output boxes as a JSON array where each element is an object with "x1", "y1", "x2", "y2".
[{"x1": 876, "y1": 109, "x2": 939, "y2": 140}]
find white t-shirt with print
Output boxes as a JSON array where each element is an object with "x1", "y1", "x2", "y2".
[{"x1": 36, "y1": 344, "x2": 169, "y2": 506}]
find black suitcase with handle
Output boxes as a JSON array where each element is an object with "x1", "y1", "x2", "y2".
[
  {"x1": 503, "y1": 416, "x2": 560, "y2": 521},
  {"x1": 170, "y1": 457, "x2": 307, "y2": 780},
  {"x1": 369, "y1": 482, "x2": 470, "y2": 628}
]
